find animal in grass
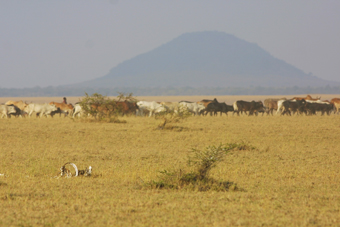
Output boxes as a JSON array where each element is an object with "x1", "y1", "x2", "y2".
[
  {"x1": 205, "y1": 101, "x2": 234, "y2": 116},
  {"x1": 6, "y1": 104, "x2": 25, "y2": 118},
  {"x1": 60, "y1": 163, "x2": 92, "y2": 177},
  {"x1": 233, "y1": 100, "x2": 264, "y2": 116},
  {"x1": 197, "y1": 99, "x2": 217, "y2": 115},
  {"x1": 136, "y1": 101, "x2": 167, "y2": 117},
  {"x1": 60, "y1": 165, "x2": 72, "y2": 177},
  {"x1": 115, "y1": 101, "x2": 139, "y2": 116},
  {"x1": 24, "y1": 103, "x2": 58, "y2": 118},
  {"x1": 49, "y1": 102, "x2": 74, "y2": 117},
  {"x1": 72, "y1": 103, "x2": 85, "y2": 118},
  {"x1": 178, "y1": 101, "x2": 206, "y2": 116},
  {"x1": 280, "y1": 99, "x2": 307, "y2": 116},
  {"x1": 0, "y1": 104, "x2": 17, "y2": 118},
  {"x1": 330, "y1": 98, "x2": 340, "y2": 114},
  {"x1": 304, "y1": 102, "x2": 334, "y2": 116},
  {"x1": 60, "y1": 162, "x2": 78, "y2": 177},
  {"x1": 78, "y1": 166, "x2": 92, "y2": 176},
  {"x1": 5, "y1": 100, "x2": 28, "y2": 111}
]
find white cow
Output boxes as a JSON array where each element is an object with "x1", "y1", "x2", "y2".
[
  {"x1": 72, "y1": 104, "x2": 85, "y2": 118},
  {"x1": 160, "y1": 102, "x2": 180, "y2": 114},
  {"x1": 276, "y1": 99, "x2": 290, "y2": 114},
  {"x1": 179, "y1": 101, "x2": 205, "y2": 116},
  {"x1": 136, "y1": 101, "x2": 166, "y2": 117},
  {"x1": 24, "y1": 103, "x2": 58, "y2": 118},
  {"x1": 0, "y1": 105, "x2": 17, "y2": 118}
]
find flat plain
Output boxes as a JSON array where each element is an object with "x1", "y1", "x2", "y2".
[{"x1": 0, "y1": 95, "x2": 340, "y2": 226}]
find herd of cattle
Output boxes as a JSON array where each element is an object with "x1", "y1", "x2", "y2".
[{"x1": 1, "y1": 95, "x2": 340, "y2": 119}]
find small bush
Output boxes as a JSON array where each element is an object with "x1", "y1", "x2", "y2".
[
  {"x1": 156, "y1": 107, "x2": 191, "y2": 130},
  {"x1": 142, "y1": 143, "x2": 247, "y2": 192},
  {"x1": 78, "y1": 92, "x2": 136, "y2": 123}
]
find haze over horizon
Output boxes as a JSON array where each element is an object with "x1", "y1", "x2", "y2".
[{"x1": 1, "y1": 1, "x2": 340, "y2": 88}]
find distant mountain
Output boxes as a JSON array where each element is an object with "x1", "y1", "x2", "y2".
[{"x1": 73, "y1": 31, "x2": 337, "y2": 88}]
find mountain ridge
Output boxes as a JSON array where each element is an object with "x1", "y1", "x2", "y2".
[{"x1": 72, "y1": 31, "x2": 338, "y2": 88}]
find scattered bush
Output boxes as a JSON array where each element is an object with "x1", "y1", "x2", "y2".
[
  {"x1": 142, "y1": 143, "x2": 253, "y2": 191},
  {"x1": 78, "y1": 92, "x2": 136, "y2": 123},
  {"x1": 155, "y1": 106, "x2": 191, "y2": 130}
]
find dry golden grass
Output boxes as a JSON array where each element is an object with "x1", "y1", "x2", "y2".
[{"x1": 1, "y1": 95, "x2": 340, "y2": 226}]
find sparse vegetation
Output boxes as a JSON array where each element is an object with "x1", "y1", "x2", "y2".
[
  {"x1": 144, "y1": 144, "x2": 245, "y2": 191},
  {"x1": 155, "y1": 106, "x2": 191, "y2": 130},
  {"x1": 1, "y1": 96, "x2": 340, "y2": 226}
]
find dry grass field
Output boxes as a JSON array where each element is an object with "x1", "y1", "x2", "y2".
[{"x1": 1, "y1": 95, "x2": 340, "y2": 226}]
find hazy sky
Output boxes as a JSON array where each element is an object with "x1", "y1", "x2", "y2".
[{"x1": 1, "y1": 0, "x2": 340, "y2": 88}]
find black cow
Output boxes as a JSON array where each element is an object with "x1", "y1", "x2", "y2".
[
  {"x1": 205, "y1": 102, "x2": 234, "y2": 116},
  {"x1": 233, "y1": 100, "x2": 264, "y2": 116},
  {"x1": 281, "y1": 99, "x2": 306, "y2": 116}
]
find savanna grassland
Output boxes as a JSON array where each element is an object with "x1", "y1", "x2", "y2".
[{"x1": 1, "y1": 95, "x2": 340, "y2": 226}]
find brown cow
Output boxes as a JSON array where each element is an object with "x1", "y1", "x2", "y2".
[
  {"x1": 5, "y1": 100, "x2": 28, "y2": 110},
  {"x1": 264, "y1": 98, "x2": 286, "y2": 115},
  {"x1": 116, "y1": 101, "x2": 138, "y2": 116},
  {"x1": 331, "y1": 98, "x2": 340, "y2": 114},
  {"x1": 49, "y1": 102, "x2": 74, "y2": 117},
  {"x1": 292, "y1": 95, "x2": 321, "y2": 101}
]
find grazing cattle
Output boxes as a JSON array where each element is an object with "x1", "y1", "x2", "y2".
[
  {"x1": 264, "y1": 98, "x2": 286, "y2": 115},
  {"x1": 5, "y1": 100, "x2": 28, "y2": 111},
  {"x1": 0, "y1": 105, "x2": 17, "y2": 118},
  {"x1": 276, "y1": 99, "x2": 289, "y2": 114},
  {"x1": 6, "y1": 104, "x2": 24, "y2": 118},
  {"x1": 205, "y1": 101, "x2": 233, "y2": 116},
  {"x1": 198, "y1": 99, "x2": 216, "y2": 107},
  {"x1": 304, "y1": 102, "x2": 333, "y2": 116},
  {"x1": 233, "y1": 100, "x2": 264, "y2": 116},
  {"x1": 24, "y1": 103, "x2": 58, "y2": 118},
  {"x1": 72, "y1": 104, "x2": 85, "y2": 118},
  {"x1": 280, "y1": 99, "x2": 307, "y2": 116},
  {"x1": 160, "y1": 102, "x2": 180, "y2": 114},
  {"x1": 179, "y1": 101, "x2": 205, "y2": 116},
  {"x1": 50, "y1": 107, "x2": 64, "y2": 117},
  {"x1": 198, "y1": 99, "x2": 217, "y2": 115},
  {"x1": 115, "y1": 101, "x2": 138, "y2": 116},
  {"x1": 331, "y1": 98, "x2": 340, "y2": 114},
  {"x1": 136, "y1": 101, "x2": 166, "y2": 117},
  {"x1": 49, "y1": 102, "x2": 74, "y2": 117}
]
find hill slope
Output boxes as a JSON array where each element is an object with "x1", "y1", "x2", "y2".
[{"x1": 75, "y1": 31, "x2": 335, "y2": 88}]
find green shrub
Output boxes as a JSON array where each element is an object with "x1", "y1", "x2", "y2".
[
  {"x1": 78, "y1": 92, "x2": 136, "y2": 122},
  {"x1": 143, "y1": 143, "x2": 252, "y2": 192}
]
